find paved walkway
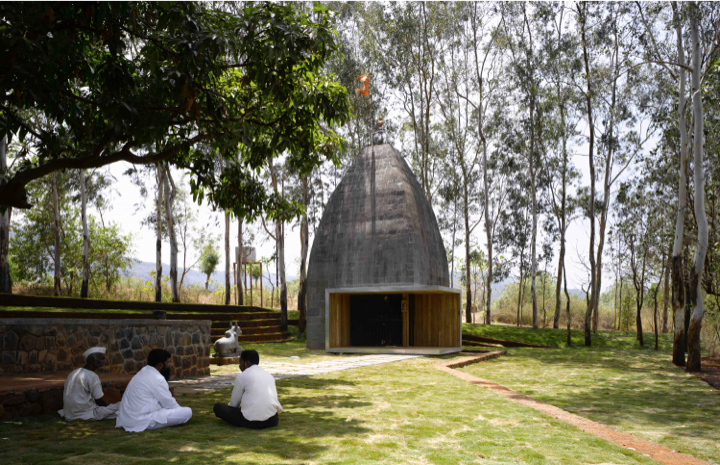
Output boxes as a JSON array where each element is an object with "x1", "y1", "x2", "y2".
[{"x1": 170, "y1": 354, "x2": 418, "y2": 394}]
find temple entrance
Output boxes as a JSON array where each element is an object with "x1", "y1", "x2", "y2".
[
  {"x1": 350, "y1": 294, "x2": 410, "y2": 347},
  {"x1": 326, "y1": 287, "x2": 461, "y2": 354}
]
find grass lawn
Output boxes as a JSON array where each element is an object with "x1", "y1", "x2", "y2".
[
  {"x1": 461, "y1": 324, "x2": 720, "y2": 464},
  {"x1": 1, "y1": 325, "x2": 715, "y2": 464},
  {"x1": 2, "y1": 350, "x2": 666, "y2": 464}
]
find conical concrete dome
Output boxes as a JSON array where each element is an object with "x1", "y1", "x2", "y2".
[{"x1": 306, "y1": 144, "x2": 449, "y2": 349}]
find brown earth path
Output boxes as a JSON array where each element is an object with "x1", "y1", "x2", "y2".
[{"x1": 436, "y1": 353, "x2": 710, "y2": 465}]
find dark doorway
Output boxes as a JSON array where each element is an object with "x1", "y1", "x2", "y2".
[{"x1": 350, "y1": 294, "x2": 402, "y2": 347}]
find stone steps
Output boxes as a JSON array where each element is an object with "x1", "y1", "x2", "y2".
[
  {"x1": 211, "y1": 331, "x2": 292, "y2": 344},
  {"x1": 211, "y1": 326, "x2": 281, "y2": 336}
]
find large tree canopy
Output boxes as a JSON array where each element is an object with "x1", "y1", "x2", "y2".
[{"x1": 0, "y1": 1, "x2": 351, "y2": 217}]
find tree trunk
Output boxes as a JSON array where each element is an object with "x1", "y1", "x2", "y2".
[
  {"x1": 297, "y1": 175, "x2": 309, "y2": 333},
  {"x1": 671, "y1": 1, "x2": 689, "y2": 367},
  {"x1": 80, "y1": 170, "x2": 90, "y2": 298},
  {"x1": 464, "y1": 188, "x2": 472, "y2": 324},
  {"x1": 237, "y1": 218, "x2": 244, "y2": 306},
  {"x1": 224, "y1": 211, "x2": 231, "y2": 305},
  {"x1": 631, "y1": 236, "x2": 648, "y2": 348},
  {"x1": 530, "y1": 104, "x2": 538, "y2": 330},
  {"x1": 51, "y1": 172, "x2": 61, "y2": 296},
  {"x1": 653, "y1": 265, "x2": 664, "y2": 351},
  {"x1": 564, "y1": 266, "x2": 571, "y2": 346},
  {"x1": 0, "y1": 136, "x2": 13, "y2": 294},
  {"x1": 267, "y1": 159, "x2": 287, "y2": 329},
  {"x1": 162, "y1": 167, "x2": 179, "y2": 302},
  {"x1": 517, "y1": 267, "x2": 525, "y2": 327},
  {"x1": 662, "y1": 246, "x2": 670, "y2": 333},
  {"x1": 554, "y1": 105, "x2": 568, "y2": 329},
  {"x1": 471, "y1": 4, "x2": 493, "y2": 327},
  {"x1": 579, "y1": 3, "x2": 595, "y2": 347},
  {"x1": 525, "y1": 6, "x2": 538, "y2": 330},
  {"x1": 686, "y1": 7, "x2": 707, "y2": 372},
  {"x1": 277, "y1": 218, "x2": 288, "y2": 331},
  {"x1": 155, "y1": 166, "x2": 164, "y2": 302},
  {"x1": 618, "y1": 277, "x2": 624, "y2": 330},
  {"x1": 543, "y1": 258, "x2": 549, "y2": 327}
]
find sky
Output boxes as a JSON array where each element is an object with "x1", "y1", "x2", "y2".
[{"x1": 100, "y1": 128, "x2": 651, "y2": 296}]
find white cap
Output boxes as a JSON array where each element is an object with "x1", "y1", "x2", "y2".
[{"x1": 83, "y1": 347, "x2": 107, "y2": 358}]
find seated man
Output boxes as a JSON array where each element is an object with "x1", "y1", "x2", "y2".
[
  {"x1": 116, "y1": 349, "x2": 192, "y2": 432},
  {"x1": 213, "y1": 349, "x2": 282, "y2": 429},
  {"x1": 59, "y1": 347, "x2": 120, "y2": 421}
]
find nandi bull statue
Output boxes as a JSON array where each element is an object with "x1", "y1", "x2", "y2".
[{"x1": 213, "y1": 322, "x2": 242, "y2": 357}]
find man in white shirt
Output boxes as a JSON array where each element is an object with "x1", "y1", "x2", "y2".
[
  {"x1": 213, "y1": 349, "x2": 282, "y2": 429},
  {"x1": 116, "y1": 349, "x2": 192, "y2": 432},
  {"x1": 58, "y1": 347, "x2": 120, "y2": 421}
]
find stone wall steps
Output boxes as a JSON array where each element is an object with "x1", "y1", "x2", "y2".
[
  {"x1": 212, "y1": 331, "x2": 291, "y2": 344},
  {"x1": 210, "y1": 318, "x2": 281, "y2": 329},
  {"x1": 211, "y1": 326, "x2": 283, "y2": 336},
  {"x1": 0, "y1": 310, "x2": 281, "y2": 321}
]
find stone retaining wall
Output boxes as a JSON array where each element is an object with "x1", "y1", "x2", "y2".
[
  {"x1": 0, "y1": 318, "x2": 212, "y2": 378},
  {"x1": 0, "y1": 379, "x2": 129, "y2": 421}
]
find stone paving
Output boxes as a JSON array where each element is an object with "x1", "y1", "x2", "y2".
[{"x1": 170, "y1": 354, "x2": 419, "y2": 395}]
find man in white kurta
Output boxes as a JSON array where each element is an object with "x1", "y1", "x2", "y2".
[
  {"x1": 116, "y1": 349, "x2": 192, "y2": 432},
  {"x1": 59, "y1": 347, "x2": 120, "y2": 421},
  {"x1": 213, "y1": 349, "x2": 282, "y2": 429}
]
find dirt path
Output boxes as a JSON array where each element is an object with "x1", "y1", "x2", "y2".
[{"x1": 436, "y1": 353, "x2": 710, "y2": 465}]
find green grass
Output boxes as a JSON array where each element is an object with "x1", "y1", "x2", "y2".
[
  {"x1": 460, "y1": 325, "x2": 720, "y2": 464},
  {"x1": 0, "y1": 354, "x2": 660, "y2": 465},
  {"x1": 2, "y1": 326, "x2": 716, "y2": 464},
  {"x1": 1, "y1": 305, "x2": 292, "y2": 315}
]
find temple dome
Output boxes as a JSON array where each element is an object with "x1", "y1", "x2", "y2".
[{"x1": 306, "y1": 144, "x2": 449, "y2": 348}]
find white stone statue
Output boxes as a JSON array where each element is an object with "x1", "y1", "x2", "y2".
[{"x1": 213, "y1": 323, "x2": 242, "y2": 357}]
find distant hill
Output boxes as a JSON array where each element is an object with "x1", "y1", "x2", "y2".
[
  {"x1": 127, "y1": 261, "x2": 297, "y2": 291},
  {"x1": 128, "y1": 261, "x2": 584, "y2": 298}
]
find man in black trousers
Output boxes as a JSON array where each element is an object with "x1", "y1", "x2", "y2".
[{"x1": 213, "y1": 349, "x2": 282, "y2": 429}]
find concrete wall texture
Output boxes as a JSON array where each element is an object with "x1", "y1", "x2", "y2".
[
  {"x1": 306, "y1": 144, "x2": 449, "y2": 349},
  {"x1": 0, "y1": 318, "x2": 211, "y2": 377}
]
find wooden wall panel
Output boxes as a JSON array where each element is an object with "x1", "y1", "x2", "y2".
[
  {"x1": 329, "y1": 293, "x2": 351, "y2": 347},
  {"x1": 331, "y1": 291, "x2": 459, "y2": 349},
  {"x1": 412, "y1": 292, "x2": 460, "y2": 348}
]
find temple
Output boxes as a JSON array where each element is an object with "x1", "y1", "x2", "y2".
[{"x1": 306, "y1": 143, "x2": 461, "y2": 354}]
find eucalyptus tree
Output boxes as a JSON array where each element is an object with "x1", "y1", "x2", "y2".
[
  {"x1": 636, "y1": 1, "x2": 691, "y2": 362},
  {"x1": 575, "y1": 1, "x2": 597, "y2": 346},
  {"x1": 496, "y1": 128, "x2": 532, "y2": 326},
  {"x1": 357, "y1": 2, "x2": 444, "y2": 206},
  {"x1": 499, "y1": 2, "x2": 546, "y2": 329},
  {"x1": 161, "y1": 166, "x2": 179, "y2": 302},
  {"x1": 592, "y1": 3, "x2": 661, "y2": 334},
  {"x1": 536, "y1": 2, "x2": 581, "y2": 329},
  {"x1": 573, "y1": 3, "x2": 658, "y2": 344},
  {"x1": 618, "y1": 181, "x2": 653, "y2": 347},
  {"x1": 635, "y1": 2, "x2": 720, "y2": 367},
  {"x1": 77, "y1": 167, "x2": 115, "y2": 298},
  {"x1": 699, "y1": 47, "x2": 720, "y2": 356},
  {"x1": 459, "y1": 1, "x2": 506, "y2": 325},
  {"x1": 685, "y1": 2, "x2": 717, "y2": 372},
  {"x1": 435, "y1": 2, "x2": 483, "y2": 324}
]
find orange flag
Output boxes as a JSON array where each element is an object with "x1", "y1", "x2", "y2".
[{"x1": 356, "y1": 74, "x2": 369, "y2": 96}]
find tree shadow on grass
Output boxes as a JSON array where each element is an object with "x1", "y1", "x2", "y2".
[
  {"x1": 465, "y1": 343, "x2": 720, "y2": 457},
  {"x1": 0, "y1": 377, "x2": 372, "y2": 465}
]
